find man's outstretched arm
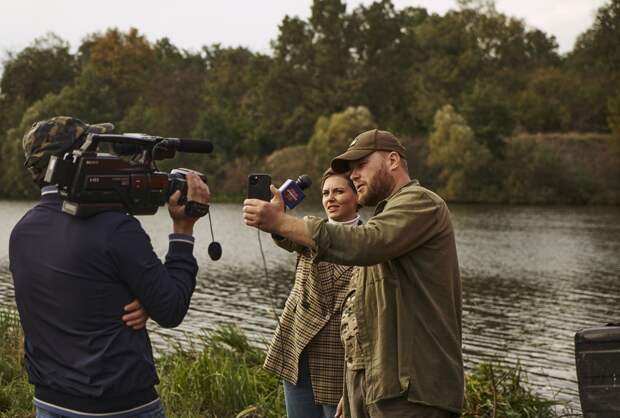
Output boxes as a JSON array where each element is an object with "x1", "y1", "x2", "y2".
[{"x1": 245, "y1": 184, "x2": 445, "y2": 267}]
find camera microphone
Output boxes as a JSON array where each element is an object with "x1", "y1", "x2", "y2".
[
  {"x1": 166, "y1": 138, "x2": 213, "y2": 154},
  {"x1": 279, "y1": 174, "x2": 312, "y2": 209}
]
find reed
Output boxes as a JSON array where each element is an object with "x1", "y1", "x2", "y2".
[
  {"x1": 0, "y1": 310, "x2": 33, "y2": 418},
  {"x1": 156, "y1": 325, "x2": 286, "y2": 418}
]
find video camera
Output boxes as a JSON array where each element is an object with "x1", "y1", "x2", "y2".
[{"x1": 44, "y1": 132, "x2": 213, "y2": 218}]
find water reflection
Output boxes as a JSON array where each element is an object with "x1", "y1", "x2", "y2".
[{"x1": 0, "y1": 200, "x2": 619, "y2": 409}]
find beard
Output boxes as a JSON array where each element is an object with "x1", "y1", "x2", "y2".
[{"x1": 358, "y1": 164, "x2": 395, "y2": 207}]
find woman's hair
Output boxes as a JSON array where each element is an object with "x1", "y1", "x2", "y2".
[{"x1": 320, "y1": 167, "x2": 356, "y2": 193}]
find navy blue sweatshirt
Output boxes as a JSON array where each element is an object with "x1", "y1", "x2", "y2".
[{"x1": 9, "y1": 188, "x2": 198, "y2": 414}]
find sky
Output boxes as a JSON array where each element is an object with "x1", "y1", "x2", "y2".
[{"x1": 0, "y1": 0, "x2": 608, "y2": 60}]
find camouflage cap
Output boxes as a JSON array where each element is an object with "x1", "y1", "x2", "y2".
[
  {"x1": 330, "y1": 129, "x2": 406, "y2": 173},
  {"x1": 23, "y1": 116, "x2": 114, "y2": 185}
]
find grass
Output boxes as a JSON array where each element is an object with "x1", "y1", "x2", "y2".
[
  {"x1": 0, "y1": 309, "x2": 576, "y2": 418},
  {"x1": 0, "y1": 310, "x2": 33, "y2": 418},
  {"x1": 156, "y1": 325, "x2": 286, "y2": 418},
  {"x1": 463, "y1": 362, "x2": 577, "y2": 418}
]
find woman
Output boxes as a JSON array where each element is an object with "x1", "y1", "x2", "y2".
[{"x1": 264, "y1": 168, "x2": 361, "y2": 418}]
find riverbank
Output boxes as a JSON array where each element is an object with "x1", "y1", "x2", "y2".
[{"x1": 0, "y1": 310, "x2": 578, "y2": 418}]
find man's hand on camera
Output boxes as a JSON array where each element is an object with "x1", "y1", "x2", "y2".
[
  {"x1": 168, "y1": 173, "x2": 210, "y2": 235},
  {"x1": 243, "y1": 185, "x2": 285, "y2": 233},
  {"x1": 122, "y1": 299, "x2": 148, "y2": 330}
]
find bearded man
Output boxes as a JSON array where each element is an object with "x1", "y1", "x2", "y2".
[{"x1": 243, "y1": 129, "x2": 463, "y2": 418}]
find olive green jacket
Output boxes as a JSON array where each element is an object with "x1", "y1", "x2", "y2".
[{"x1": 305, "y1": 180, "x2": 463, "y2": 413}]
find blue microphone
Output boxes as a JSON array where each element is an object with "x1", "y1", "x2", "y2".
[{"x1": 279, "y1": 174, "x2": 312, "y2": 209}]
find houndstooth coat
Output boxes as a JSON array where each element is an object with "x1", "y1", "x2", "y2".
[{"x1": 263, "y1": 235, "x2": 355, "y2": 406}]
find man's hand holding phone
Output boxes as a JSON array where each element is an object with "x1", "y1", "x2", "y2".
[{"x1": 243, "y1": 173, "x2": 285, "y2": 233}]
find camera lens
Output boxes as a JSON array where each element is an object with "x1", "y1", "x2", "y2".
[{"x1": 250, "y1": 176, "x2": 258, "y2": 185}]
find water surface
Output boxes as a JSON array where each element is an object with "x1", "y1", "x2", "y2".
[{"x1": 1, "y1": 200, "x2": 619, "y2": 409}]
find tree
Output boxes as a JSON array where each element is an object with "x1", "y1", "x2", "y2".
[
  {"x1": 502, "y1": 137, "x2": 565, "y2": 203},
  {"x1": 307, "y1": 106, "x2": 376, "y2": 175},
  {"x1": 0, "y1": 32, "x2": 77, "y2": 161},
  {"x1": 0, "y1": 33, "x2": 77, "y2": 104},
  {"x1": 409, "y1": 1, "x2": 559, "y2": 133},
  {"x1": 116, "y1": 38, "x2": 207, "y2": 139},
  {"x1": 517, "y1": 68, "x2": 571, "y2": 132},
  {"x1": 193, "y1": 46, "x2": 272, "y2": 160},
  {"x1": 77, "y1": 28, "x2": 158, "y2": 120},
  {"x1": 427, "y1": 105, "x2": 497, "y2": 201},
  {"x1": 348, "y1": 1, "x2": 423, "y2": 133},
  {"x1": 571, "y1": 0, "x2": 620, "y2": 75},
  {"x1": 609, "y1": 91, "x2": 620, "y2": 158},
  {"x1": 566, "y1": 0, "x2": 620, "y2": 132},
  {"x1": 260, "y1": 0, "x2": 358, "y2": 147},
  {"x1": 461, "y1": 81, "x2": 515, "y2": 156}
]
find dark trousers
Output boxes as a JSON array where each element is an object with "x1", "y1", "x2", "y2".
[{"x1": 283, "y1": 350, "x2": 337, "y2": 418}]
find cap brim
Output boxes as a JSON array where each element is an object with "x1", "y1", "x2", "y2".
[{"x1": 330, "y1": 148, "x2": 374, "y2": 173}]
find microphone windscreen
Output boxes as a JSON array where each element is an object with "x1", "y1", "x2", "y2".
[
  {"x1": 208, "y1": 241, "x2": 222, "y2": 261},
  {"x1": 296, "y1": 174, "x2": 312, "y2": 190}
]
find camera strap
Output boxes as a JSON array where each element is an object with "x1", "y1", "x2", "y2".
[{"x1": 184, "y1": 201, "x2": 209, "y2": 218}]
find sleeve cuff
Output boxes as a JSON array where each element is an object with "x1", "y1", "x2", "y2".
[
  {"x1": 169, "y1": 233, "x2": 195, "y2": 246},
  {"x1": 304, "y1": 216, "x2": 330, "y2": 262}
]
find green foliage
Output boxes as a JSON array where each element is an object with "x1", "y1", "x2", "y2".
[
  {"x1": 348, "y1": 1, "x2": 421, "y2": 132},
  {"x1": 157, "y1": 325, "x2": 285, "y2": 418},
  {"x1": 463, "y1": 362, "x2": 564, "y2": 418},
  {"x1": 461, "y1": 82, "x2": 514, "y2": 156},
  {"x1": 307, "y1": 106, "x2": 376, "y2": 174},
  {"x1": 0, "y1": 309, "x2": 576, "y2": 418},
  {"x1": 501, "y1": 137, "x2": 569, "y2": 204},
  {"x1": 264, "y1": 145, "x2": 314, "y2": 188},
  {"x1": 571, "y1": 0, "x2": 620, "y2": 75},
  {"x1": 565, "y1": 0, "x2": 620, "y2": 132},
  {"x1": 0, "y1": 33, "x2": 77, "y2": 105},
  {"x1": 609, "y1": 92, "x2": 620, "y2": 158},
  {"x1": 428, "y1": 105, "x2": 498, "y2": 202},
  {"x1": 425, "y1": 106, "x2": 619, "y2": 204},
  {"x1": 503, "y1": 134, "x2": 619, "y2": 204},
  {"x1": 193, "y1": 46, "x2": 271, "y2": 158},
  {"x1": 517, "y1": 68, "x2": 571, "y2": 132},
  {"x1": 0, "y1": 0, "x2": 618, "y2": 204},
  {"x1": 0, "y1": 310, "x2": 33, "y2": 418}
]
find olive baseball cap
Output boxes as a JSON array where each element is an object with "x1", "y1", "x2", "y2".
[
  {"x1": 23, "y1": 116, "x2": 114, "y2": 184},
  {"x1": 330, "y1": 129, "x2": 407, "y2": 173}
]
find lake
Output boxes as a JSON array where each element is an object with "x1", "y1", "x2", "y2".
[{"x1": 1, "y1": 199, "x2": 619, "y2": 410}]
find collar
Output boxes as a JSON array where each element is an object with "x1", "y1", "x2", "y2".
[
  {"x1": 374, "y1": 179, "x2": 420, "y2": 216},
  {"x1": 40, "y1": 185, "x2": 62, "y2": 204},
  {"x1": 41, "y1": 185, "x2": 59, "y2": 196},
  {"x1": 328, "y1": 214, "x2": 361, "y2": 225}
]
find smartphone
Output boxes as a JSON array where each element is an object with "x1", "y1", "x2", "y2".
[{"x1": 247, "y1": 173, "x2": 272, "y2": 201}]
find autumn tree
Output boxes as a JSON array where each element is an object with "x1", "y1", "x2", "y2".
[
  {"x1": 427, "y1": 105, "x2": 497, "y2": 201},
  {"x1": 307, "y1": 106, "x2": 376, "y2": 174}
]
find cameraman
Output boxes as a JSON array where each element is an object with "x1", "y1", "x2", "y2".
[{"x1": 9, "y1": 117, "x2": 209, "y2": 418}]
